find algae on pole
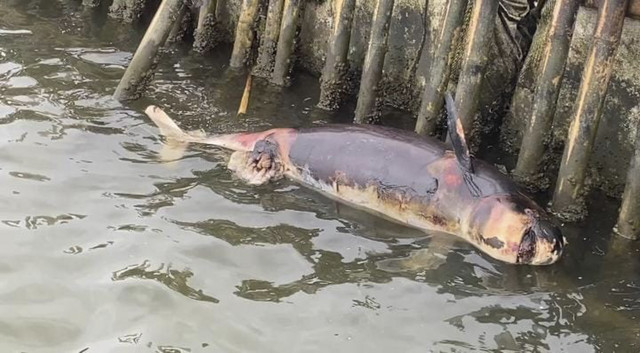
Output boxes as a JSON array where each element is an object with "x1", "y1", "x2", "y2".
[
  {"x1": 271, "y1": 0, "x2": 303, "y2": 86},
  {"x1": 450, "y1": 0, "x2": 497, "y2": 141},
  {"x1": 194, "y1": 0, "x2": 221, "y2": 53},
  {"x1": 253, "y1": 0, "x2": 285, "y2": 78},
  {"x1": 414, "y1": 0, "x2": 468, "y2": 136},
  {"x1": 353, "y1": 0, "x2": 395, "y2": 124},
  {"x1": 615, "y1": 118, "x2": 640, "y2": 240},
  {"x1": 114, "y1": 0, "x2": 184, "y2": 101},
  {"x1": 82, "y1": 0, "x2": 101, "y2": 7},
  {"x1": 552, "y1": 0, "x2": 629, "y2": 219},
  {"x1": 230, "y1": 0, "x2": 262, "y2": 68},
  {"x1": 317, "y1": 0, "x2": 356, "y2": 111},
  {"x1": 514, "y1": 0, "x2": 581, "y2": 187},
  {"x1": 109, "y1": 0, "x2": 148, "y2": 23}
]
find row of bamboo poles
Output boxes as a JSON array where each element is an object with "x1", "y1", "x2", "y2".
[{"x1": 98, "y1": 0, "x2": 638, "y2": 240}]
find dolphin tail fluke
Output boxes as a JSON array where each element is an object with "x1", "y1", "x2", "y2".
[
  {"x1": 145, "y1": 105, "x2": 195, "y2": 141},
  {"x1": 145, "y1": 105, "x2": 203, "y2": 162}
]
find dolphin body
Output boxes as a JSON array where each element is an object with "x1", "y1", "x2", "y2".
[{"x1": 144, "y1": 96, "x2": 564, "y2": 265}]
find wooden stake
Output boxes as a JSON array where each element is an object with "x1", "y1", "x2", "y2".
[
  {"x1": 317, "y1": 0, "x2": 357, "y2": 110},
  {"x1": 271, "y1": 0, "x2": 303, "y2": 86},
  {"x1": 253, "y1": 0, "x2": 285, "y2": 78},
  {"x1": 513, "y1": 0, "x2": 581, "y2": 184},
  {"x1": 450, "y1": 0, "x2": 498, "y2": 139},
  {"x1": 353, "y1": 0, "x2": 395, "y2": 124},
  {"x1": 505, "y1": 0, "x2": 555, "y2": 151},
  {"x1": 193, "y1": 0, "x2": 219, "y2": 53},
  {"x1": 615, "y1": 120, "x2": 640, "y2": 240},
  {"x1": 167, "y1": 4, "x2": 189, "y2": 43},
  {"x1": 414, "y1": 0, "x2": 468, "y2": 136},
  {"x1": 230, "y1": 0, "x2": 261, "y2": 68},
  {"x1": 237, "y1": 74, "x2": 254, "y2": 115},
  {"x1": 113, "y1": 0, "x2": 184, "y2": 101},
  {"x1": 552, "y1": 0, "x2": 629, "y2": 219},
  {"x1": 450, "y1": 0, "x2": 497, "y2": 139}
]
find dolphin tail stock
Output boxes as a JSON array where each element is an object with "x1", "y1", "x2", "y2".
[{"x1": 144, "y1": 105, "x2": 260, "y2": 159}]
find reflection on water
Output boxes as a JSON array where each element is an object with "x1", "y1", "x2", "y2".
[
  {"x1": 112, "y1": 260, "x2": 220, "y2": 304},
  {"x1": 0, "y1": 2, "x2": 639, "y2": 352}
]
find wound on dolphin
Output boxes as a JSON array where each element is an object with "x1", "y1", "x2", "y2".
[{"x1": 144, "y1": 93, "x2": 565, "y2": 265}]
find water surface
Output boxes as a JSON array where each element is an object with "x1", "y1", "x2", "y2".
[{"x1": 0, "y1": 2, "x2": 639, "y2": 352}]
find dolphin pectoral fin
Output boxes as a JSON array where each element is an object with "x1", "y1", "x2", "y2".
[
  {"x1": 376, "y1": 233, "x2": 461, "y2": 273},
  {"x1": 376, "y1": 248, "x2": 447, "y2": 273},
  {"x1": 444, "y1": 93, "x2": 473, "y2": 174},
  {"x1": 444, "y1": 93, "x2": 481, "y2": 198}
]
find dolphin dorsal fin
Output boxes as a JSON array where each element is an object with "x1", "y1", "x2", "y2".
[
  {"x1": 445, "y1": 93, "x2": 473, "y2": 174},
  {"x1": 445, "y1": 93, "x2": 481, "y2": 197}
]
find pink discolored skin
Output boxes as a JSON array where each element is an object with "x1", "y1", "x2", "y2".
[{"x1": 145, "y1": 106, "x2": 564, "y2": 265}]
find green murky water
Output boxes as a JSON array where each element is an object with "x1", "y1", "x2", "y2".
[{"x1": 1, "y1": 2, "x2": 639, "y2": 352}]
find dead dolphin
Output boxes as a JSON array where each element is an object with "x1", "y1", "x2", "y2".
[{"x1": 144, "y1": 95, "x2": 564, "y2": 265}]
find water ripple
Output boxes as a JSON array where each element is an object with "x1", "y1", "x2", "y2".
[
  {"x1": 8, "y1": 170, "x2": 51, "y2": 182},
  {"x1": 2, "y1": 213, "x2": 86, "y2": 229},
  {"x1": 112, "y1": 260, "x2": 220, "y2": 304}
]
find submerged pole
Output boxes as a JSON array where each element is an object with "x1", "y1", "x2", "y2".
[
  {"x1": 451, "y1": 0, "x2": 498, "y2": 138},
  {"x1": 414, "y1": 0, "x2": 468, "y2": 135},
  {"x1": 253, "y1": 0, "x2": 285, "y2": 77},
  {"x1": 353, "y1": 0, "x2": 395, "y2": 124},
  {"x1": 193, "y1": 0, "x2": 219, "y2": 53},
  {"x1": 113, "y1": 0, "x2": 184, "y2": 101},
  {"x1": 615, "y1": 121, "x2": 640, "y2": 240},
  {"x1": 317, "y1": 0, "x2": 357, "y2": 110},
  {"x1": 271, "y1": 0, "x2": 303, "y2": 86},
  {"x1": 513, "y1": 0, "x2": 581, "y2": 184},
  {"x1": 615, "y1": 120, "x2": 640, "y2": 240},
  {"x1": 230, "y1": 0, "x2": 262, "y2": 68},
  {"x1": 551, "y1": 0, "x2": 629, "y2": 218}
]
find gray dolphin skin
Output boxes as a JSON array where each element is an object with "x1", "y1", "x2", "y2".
[{"x1": 144, "y1": 100, "x2": 565, "y2": 265}]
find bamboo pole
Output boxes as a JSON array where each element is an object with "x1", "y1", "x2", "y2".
[
  {"x1": 513, "y1": 0, "x2": 581, "y2": 183},
  {"x1": 230, "y1": 0, "x2": 262, "y2": 68},
  {"x1": 551, "y1": 0, "x2": 629, "y2": 218},
  {"x1": 166, "y1": 4, "x2": 189, "y2": 43},
  {"x1": 193, "y1": 0, "x2": 219, "y2": 53},
  {"x1": 450, "y1": 0, "x2": 497, "y2": 138},
  {"x1": 237, "y1": 74, "x2": 254, "y2": 115},
  {"x1": 414, "y1": 0, "x2": 468, "y2": 136},
  {"x1": 253, "y1": 0, "x2": 285, "y2": 77},
  {"x1": 505, "y1": 0, "x2": 555, "y2": 151},
  {"x1": 113, "y1": 0, "x2": 184, "y2": 101},
  {"x1": 615, "y1": 120, "x2": 640, "y2": 240},
  {"x1": 271, "y1": 0, "x2": 303, "y2": 86},
  {"x1": 317, "y1": 0, "x2": 357, "y2": 110},
  {"x1": 585, "y1": 0, "x2": 640, "y2": 18},
  {"x1": 353, "y1": 0, "x2": 395, "y2": 124}
]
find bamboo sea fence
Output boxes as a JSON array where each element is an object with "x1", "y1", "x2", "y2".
[{"x1": 94, "y1": 0, "x2": 640, "y2": 240}]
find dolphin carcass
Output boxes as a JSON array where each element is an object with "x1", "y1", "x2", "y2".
[{"x1": 144, "y1": 95, "x2": 564, "y2": 265}]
